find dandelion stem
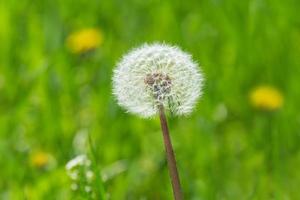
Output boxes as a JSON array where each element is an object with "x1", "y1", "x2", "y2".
[{"x1": 158, "y1": 105, "x2": 183, "y2": 200}]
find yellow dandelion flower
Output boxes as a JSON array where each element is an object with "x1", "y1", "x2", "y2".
[
  {"x1": 30, "y1": 151, "x2": 51, "y2": 168},
  {"x1": 250, "y1": 85, "x2": 283, "y2": 111},
  {"x1": 66, "y1": 28, "x2": 103, "y2": 54}
]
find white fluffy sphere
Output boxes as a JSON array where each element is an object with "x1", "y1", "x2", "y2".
[{"x1": 112, "y1": 43, "x2": 204, "y2": 118}]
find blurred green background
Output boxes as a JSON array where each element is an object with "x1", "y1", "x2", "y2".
[{"x1": 1, "y1": 0, "x2": 300, "y2": 199}]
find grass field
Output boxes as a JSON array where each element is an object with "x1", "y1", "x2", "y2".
[{"x1": 1, "y1": 0, "x2": 300, "y2": 199}]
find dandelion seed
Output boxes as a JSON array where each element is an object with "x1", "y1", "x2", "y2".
[{"x1": 113, "y1": 43, "x2": 204, "y2": 118}]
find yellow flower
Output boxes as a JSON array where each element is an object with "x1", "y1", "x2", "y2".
[
  {"x1": 66, "y1": 28, "x2": 103, "y2": 54},
  {"x1": 30, "y1": 151, "x2": 51, "y2": 168},
  {"x1": 250, "y1": 85, "x2": 283, "y2": 111}
]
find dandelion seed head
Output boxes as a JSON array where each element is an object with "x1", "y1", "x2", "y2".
[{"x1": 113, "y1": 43, "x2": 204, "y2": 117}]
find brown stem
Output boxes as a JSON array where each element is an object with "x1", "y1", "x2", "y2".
[{"x1": 158, "y1": 105, "x2": 183, "y2": 200}]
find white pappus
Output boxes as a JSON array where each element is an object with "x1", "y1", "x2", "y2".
[{"x1": 112, "y1": 43, "x2": 204, "y2": 118}]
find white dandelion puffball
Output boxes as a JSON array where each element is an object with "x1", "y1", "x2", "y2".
[{"x1": 112, "y1": 43, "x2": 204, "y2": 118}]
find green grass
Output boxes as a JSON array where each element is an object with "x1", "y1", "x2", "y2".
[{"x1": 1, "y1": 0, "x2": 300, "y2": 199}]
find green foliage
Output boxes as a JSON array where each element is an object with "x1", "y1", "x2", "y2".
[{"x1": 0, "y1": 0, "x2": 300, "y2": 199}]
